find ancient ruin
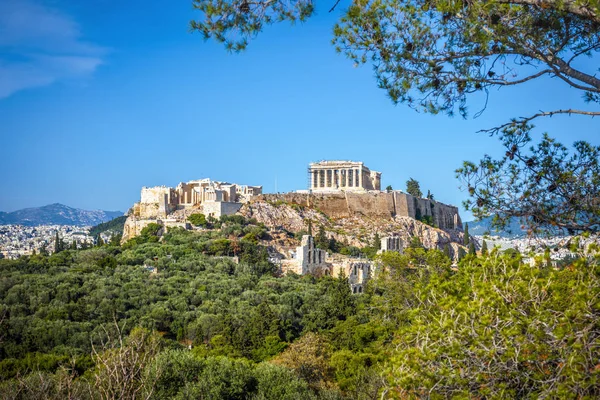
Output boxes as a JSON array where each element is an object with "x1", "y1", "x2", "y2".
[
  {"x1": 258, "y1": 191, "x2": 461, "y2": 230},
  {"x1": 122, "y1": 179, "x2": 262, "y2": 242},
  {"x1": 280, "y1": 234, "x2": 373, "y2": 293},
  {"x1": 309, "y1": 161, "x2": 381, "y2": 192},
  {"x1": 122, "y1": 161, "x2": 463, "y2": 269},
  {"x1": 136, "y1": 179, "x2": 262, "y2": 219},
  {"x1": 380, "y1": 234, "x2": 403, "y2": 253}
]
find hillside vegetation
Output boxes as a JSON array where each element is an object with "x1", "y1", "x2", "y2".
[
  {"x1": 89, "y1": 215, "x2": 128, "y2": 237},
  {"x1": 0, "y1": 215, "x2": 598, "y2": 399}
]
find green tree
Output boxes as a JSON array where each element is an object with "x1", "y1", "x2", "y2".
[
  {"x1": 408, "y1": 236, "x2": 423, "y2": 249},
  {"x1": 372, "y1": 232, "x2": 381, "y2": 250},
  {"x1": 468, "y1": 241, "x2": 476, "y2": 256},
  {"x1": 385, "y1": 185, "x2": 393, "y2": 192},
  {"x1": 457, "y1": 246, "x2": 466, "y2": 261},
  {"x1": 405, "y1": 178, "x2": 422, "y2": 198},
  {"x1": 443, "y1": 244, "x2": 452, "y2": 259},
  {"x1": 53, "y1": 232, "x2": 62, "y2": 254},
  {"x1": 188, "y1": 213, "x2": 209, "y2": 227},
  {"x1": 315, "y1": 225, "x2": 328, "y2": 250},
  {"x1": 109, "y1": 234, "x2": 122, "y2": 246},
  {"x1": 463, "y1": 223, "x2": 470, "y2": 246},
  {"x1": 420, "y1": 215, "x2": 434, "y2": 227},
  {"x1": 426, "y1": 190, "x2": 434, "y2": 200},
  {"x1": 384, "y1": 255, "x2": 600, "y2": 398},
  {"x1": 191, "y1": 0, "x2": 599, "y2": 119},
  {"x1": 307, "y1": 219, "x2": 313, "y2": 236},
  {"x1": 273, "y1": 332, "x2": 333, "y2": 390},
  {"x1": 145, "y1": 349, "x2": 204, "y2": 399},
  {"x1": 253, "y1": 363, "x2": 315, "y2": 400},
  {"x1": 481, "y1": 240, "x2": 488, "y2": 256},
  {"x1": 39, "y1": 243, "x2": 49, "y2": 256},
  {"x1": 96, "y1": 234, "x2": 104, "y2": 247},
  {"x1": 173, "y1": 357, "x2": 257, "y2": 399},
  {"x1": 458, "y1": 127, "x2": 600, "y2": 234}
]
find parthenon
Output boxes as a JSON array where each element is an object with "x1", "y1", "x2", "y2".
[{"x1": 309, "y1": 161, "x2": 381, "y2": 192}]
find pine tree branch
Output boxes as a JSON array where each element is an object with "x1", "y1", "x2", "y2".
[
  {"x1": 479, "y1": 109, "x2": 600, "y2": 135},
  {"x1": 493, "y1": 0, "x2": 600, "y2": 23}
]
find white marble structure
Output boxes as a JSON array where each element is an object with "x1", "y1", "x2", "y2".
[
  {"x1": 280, "y1": 234, "x2": 372, "y2": 293},
  {"x1": 309, "y1": 161, "x2": 381, "y2": 192},
  {"x1": 381, "y1": 235, "x2": 403, "y2": 253},
  {"x1": 291, "y1": 235, "x2": 329, "y2": 275}
]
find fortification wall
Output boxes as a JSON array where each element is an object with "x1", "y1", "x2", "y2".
[
  {"x1": 202, "y1": 201, "x2": 243, "y2": 218},
  {"x1": 141, "y1": 187, "x2": 170, "y2": 204},
  {"x1": 122, "y1": 218, "x2": 157, "y2": 242},
  {"x1": 255, "y1": 191, "x2": 462, "y2": 230}
]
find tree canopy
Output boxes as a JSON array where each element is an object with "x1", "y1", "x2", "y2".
[
  {"x1": 1, "y1": 213, "x2": 599, "y2": 397},
  {"x1": 191, "y1": 0, "x2": 599, "y2": 121},
  {"x1": 405, "y1": 177, "x2": 422, "y2": 197},
  {"x1": 458, "y1": 125, "x2": 600, "y2": 234}
]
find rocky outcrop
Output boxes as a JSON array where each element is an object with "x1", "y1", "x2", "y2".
[
  {"x1": 254, "y1": 191, "x2": 462, "y2": 230},
  {"x1": 240, "y1": 201, "x2": 329, "y2": 232},
  {"x1": 122, "y1": 217, "x2": 155, "y2": 242},
  {"x1": 122, "y1": 190, "x2": 466, "y2": 260},
  {"x1": 240, "y1": 199, "x2": 466, "y2": 259}
]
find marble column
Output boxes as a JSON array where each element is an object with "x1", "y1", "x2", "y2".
[{"x1": 358, "y1": 168, "x2": 363, "y2": 189}]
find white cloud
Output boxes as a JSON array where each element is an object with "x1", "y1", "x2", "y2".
[{"x1": 0, "y1": 0, "x2": 106, "y2": 99}]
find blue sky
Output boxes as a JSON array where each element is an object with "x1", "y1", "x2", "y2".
[{"x1": 0, "y1": 0, "x2": 598, "y2": 220}]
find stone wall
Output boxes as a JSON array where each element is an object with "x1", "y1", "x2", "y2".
[
  {"x1": 202, "y1": 201, "x2": 243, "y2": 219},
  {"x1": 122, "y1": 218, "x2": 158, "y2": 242},
  {"x1": 255, "y1": 191, "x2": 462, "y2": 230}
]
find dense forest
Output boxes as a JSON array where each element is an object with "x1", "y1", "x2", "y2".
[{"x1": 0, "y1": 215, "x2": 598, "y2": 399}]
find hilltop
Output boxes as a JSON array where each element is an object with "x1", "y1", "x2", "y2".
[{"x1": 239, "y1": 193, "x2": 466, "y2": 259}]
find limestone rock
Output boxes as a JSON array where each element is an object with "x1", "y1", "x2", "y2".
[{"x1": 239, "y1": 199, "x2": 466, "y2": 260}]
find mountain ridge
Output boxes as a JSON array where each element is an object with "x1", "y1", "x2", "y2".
[
  {"x1": 0, "y1": 203, "x2": 123, "y2": 226},
  {"x1": 465, "y1": 216, "x2": 527, "y2": 238}
]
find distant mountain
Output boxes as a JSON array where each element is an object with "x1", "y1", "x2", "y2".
[
  {"x1": 465, "y1": 216, "x2": 527, "y2": 238},
  {"x1": 0, "y1": 204, "x2": 123, "y2": 226}
]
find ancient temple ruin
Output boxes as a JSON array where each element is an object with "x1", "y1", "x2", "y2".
[
  {"x1": 280, "y1": 234, "x2": 372, "y2": 293},
  {"x1": 135, "y1": 179, "x2": 262, "y2": 220},
  {"x1": 380, "y1": 234, "x2": 403, "y2": 253},
  {"x1": 309, "y1": 161, "x2": 381, "y2": 192},
  {"x1": 282, "y1": 235, "x2": 330, "y2": 276},
  {"x1": 122, "y1": 178, "x2": 262, "y2": 243}
]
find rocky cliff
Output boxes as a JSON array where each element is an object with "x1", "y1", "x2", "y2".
[
  {"x1": 121, "y1": 191, "x2": 466, "y2": 259},
  {"x1": 240, "y1": 197, "x2": 466, "y2": 259},
  {"x1": 254, "y1": 191, "x2": 462, "y2": 230}
]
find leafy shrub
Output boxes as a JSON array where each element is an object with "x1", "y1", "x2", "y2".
[{"x1": 188, "y1": 213, "x2": 209, "y2": 227}]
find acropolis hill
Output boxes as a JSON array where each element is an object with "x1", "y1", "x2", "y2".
[{"x1": 121, "y1": 161, "x2": 464, "y2": 257}]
